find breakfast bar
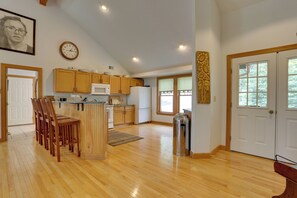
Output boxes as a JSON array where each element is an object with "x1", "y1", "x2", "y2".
[{"x1": 54, "y1": 102, "x2": 108, "y2": 160}]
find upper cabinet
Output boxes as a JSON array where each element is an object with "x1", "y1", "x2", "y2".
[
  {"x1": 53, "y1": 68, "x2": 143, "y2": 94},
  {"x1": 130, "y1": 78, "x2": 144, "y2": 87},
  {"x1": 110, "y1": 76, "x2": 131, "y2": 94},
  {"x1": 121, "y1": 77, "x2": 130, "y2": 94},
  {"x1": 75, "y1": 71, "x2": 91, "y2": 93},
  {"x1": 54, "y1": 69, "x2": 75, "y2": 93},
  {"x1": 91, "y1": 73, "x2": 110, "y2": 84},
  {"x1": 110, "y1": 76, "x2": 121, "y2": 94},
  {"x1": 54, "y1": 69, "x2": 91, "y2": 93}
]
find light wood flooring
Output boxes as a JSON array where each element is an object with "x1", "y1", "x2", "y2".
[
  {"x1": 7, "y1": 124, "x2": 35, "y2": 140},
  {"x1": 0, "y1": 123, "x2": 285, "y2": 198}
]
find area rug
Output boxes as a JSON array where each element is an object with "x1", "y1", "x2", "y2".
[{"x1": 108, "y1": 130, "x2": 143, "y2": 146}]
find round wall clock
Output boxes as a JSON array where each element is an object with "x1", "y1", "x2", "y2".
[{"x1": 59, "y1": 41, "x2": 79, "y2": 60}]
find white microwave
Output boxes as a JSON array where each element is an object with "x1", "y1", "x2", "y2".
[{"x1": 91, "y1": 83, "x2": 110, "y2": 95}]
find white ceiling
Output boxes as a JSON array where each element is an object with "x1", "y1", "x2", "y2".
[
  {"x1": 216, "y1": 0, "x2": 265, "y2": 14},
  {"x1": 56, "y1": 0, "x2": 265, "y2": 75}
]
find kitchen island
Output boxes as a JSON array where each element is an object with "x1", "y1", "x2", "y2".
[{"x1": 53, "y1": 102, "x2": 107, "y2": 160}]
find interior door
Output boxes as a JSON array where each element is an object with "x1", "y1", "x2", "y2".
[
  {"x1": 8, "y1": 77, "x2": 33, "y2": 126},
  {"x1": 231, "y1": 53, "x2": 277, "y2": 159},
  {"x1": 276, "y1": 49, "x2": 297, "y2": 162}
]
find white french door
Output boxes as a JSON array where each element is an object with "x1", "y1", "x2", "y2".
[
  {"x1": 276, "y1": 49, "x2": 297, "y2": 162},
  {"x1": 8, "y1": 77, "x2": 34, "y2": 126},
  {"x1": 231, "y1": 53, "x2": 277, "y2": 159},
  {"x1": 231, "y1": 50, "x2": 297, "y2": 162}
]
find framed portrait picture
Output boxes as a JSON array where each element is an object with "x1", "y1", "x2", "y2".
[{"x1": 0, "y1": 8, "x2": 36, "y2": 55}]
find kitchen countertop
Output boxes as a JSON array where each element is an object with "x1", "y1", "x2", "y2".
[
  {"x1": 112, "y1": 104, "x2": 134, "y2": 107},
  {"x1": 54, "y1": 101, "x2": 106, "y2": 104}
]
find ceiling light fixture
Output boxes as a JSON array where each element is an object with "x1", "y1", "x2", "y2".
[
  {"x1": 100, "y1": 4, "x2": 109, "y2": 13},
  {"x1": 132, "y1": 57, "x2": 140, "y2": 62},
  {"x1": 178, "y1": 44, "x2": 187, "y2": 51}
]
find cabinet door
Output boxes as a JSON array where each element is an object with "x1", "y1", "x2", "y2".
[
  {"x1": 121, "y1": 77, "x2": 131, "y2": 94},
  {"x1": 131, "y1": 78, "x2": 144, "y2": 87},
  {"x1": 91, "y1": 73, "x2": 101, "y2": 83},
  {"x1": 54, "y1": 69, "x2": 75, "y2": 93},
  {"x1": 75, "y1": 72, "x2": 91, "y2": 93},
  {"x1": 136, "y1": 79, "x2": 144, "y2": 86},
  {"x1": 124, "y1": 106, "x2": 135, "y2": 124},
  {"x1": 114, "y1": 106, "x2": 125, "y2": 125},
  {"x1": 101, "y1": 74, "x2": 110, "y2": 84},
  {"x1": 110, "y1": 76, "x2": 121, "y2": 94}
]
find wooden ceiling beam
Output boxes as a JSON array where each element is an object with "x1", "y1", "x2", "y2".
[{"x1": 39, "y1": 0, "x2": 48, "y2": 6}]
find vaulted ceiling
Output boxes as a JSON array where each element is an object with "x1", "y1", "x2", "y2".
[{"x1": 54, "y1": 0, "x2": 265, "y2": 75}]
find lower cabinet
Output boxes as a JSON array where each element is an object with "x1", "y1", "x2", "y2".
[
  {"x1": 114, "y1": 105, "x2": 135, "y2": 126},
  {"x1": 124, "y1": 106, "x2": 135, "y2": 124}
]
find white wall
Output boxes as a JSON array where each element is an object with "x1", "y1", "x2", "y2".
[
  {"x1": 221, "y1": 0, "x2": 297, "y2": 145},
  {"x1": 0, "y1": 0, "x2": 129, "y2": 95},
  {"x1": 144, "y1": 78, "x2": 173, "y2": 123},
  {"x1": 192, "y1": 0, "x2": 222, "y2": 153},
  {"x1": 0, "y1": 0, "x2": 129, "y2": 139}
]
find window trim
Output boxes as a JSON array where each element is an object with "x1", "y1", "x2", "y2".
[{"x1": 157, "y1": 74, "x2": 192, "y2": 116}]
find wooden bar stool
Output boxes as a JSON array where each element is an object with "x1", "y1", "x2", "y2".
[
  {"x1": 31, "y1": 98, "x2": 43, "y2": 144},
  {"x1": 45, "y1": 98, "x2": 80, "y2": 162},
  {"x1": 36, "y1": 99, "x2": 48, "y2": 148},
  {"x1": 39, "y1": 98, "x2": 69, "y2": 152}
]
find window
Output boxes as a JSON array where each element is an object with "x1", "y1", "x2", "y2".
[
  {"x1": 238, "y1": 61, "x2": 268, "y2": 108},
  {"x1": 288, "y1": 58, "x2": 297, "y2": 109},
  {"x1": 159, "y1": 78, "x2": 174, "y2": 113},
  {"x1": 157, "y1": 75, "x2": 192, "y2": 115},
  {"x1": 178, "y1": 77, "x2": 192, "y2": 113}
]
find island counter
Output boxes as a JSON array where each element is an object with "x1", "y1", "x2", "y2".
[{"x1": 53, "y1": 102, "x2": 108, "y2": 160}]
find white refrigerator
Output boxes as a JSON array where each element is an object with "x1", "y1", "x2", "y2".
[{"x1": 127, "y1": 86, "x2": 151, "y2": 124}]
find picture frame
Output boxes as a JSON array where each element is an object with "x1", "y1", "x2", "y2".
[{"x1": 0, "y1": 8, "x2": 36, "y2": 55}]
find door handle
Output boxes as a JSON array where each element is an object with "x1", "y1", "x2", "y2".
[{"x1": 269, "y1": 110, "x2": 274, "y2": 114}]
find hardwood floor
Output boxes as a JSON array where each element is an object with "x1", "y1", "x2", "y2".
[
  {"x1": 7, "y1": 124, "x2": 35, "y2": 140},
  {"x1": 0, "y1": 124, "x2": 284, "y2": 197}
]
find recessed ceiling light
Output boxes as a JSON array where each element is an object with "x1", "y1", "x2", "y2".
[
  {"x1": 132, "y1": 57, "x2": 140, "y2": 62},
  {"x1": 178, "y1": 44, "x2": 187, "y2": 51},
  {"x1": 100, "y1": 5, "x2": 109, "y2": 12}
]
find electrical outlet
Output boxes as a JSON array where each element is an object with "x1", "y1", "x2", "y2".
[{"x1": 108, "y1": 66, "x2": 114, "y2": 70}]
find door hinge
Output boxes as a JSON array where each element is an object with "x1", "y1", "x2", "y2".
[
  {"x1": 230, "y1": 102, "x2": 232, "y2": 108},
  {"x1": 230, "y1": 136, "x2": 232, "y2": 141}
]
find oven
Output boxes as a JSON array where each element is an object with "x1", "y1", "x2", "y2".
[{"x1": 106, "y1": 105, "x2": 114, "y2": 129}]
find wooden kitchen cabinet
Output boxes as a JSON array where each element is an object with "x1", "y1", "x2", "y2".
[
  {"x1": 110, "y1": 76, "x2": 131, "y2": 94},
  {"x1": 113, "y1": 106, "x2": 125, "y2": 125},
  {"x1": 91, "y1": 73, "x2": 110, "y2": 84},
  {"x1": 121, "y1": 77, "x2": 130, "y2": 94},
  {"x1": 54, "y1": 69, "x2": 75, "y2": 93},
  {"x1": 54, "y1": 69, "x2": 91, "y2": 93},
  {"x1": 75, "y1": 71, "x2": 92, "y2": 93},
  {"x1": 124, "y1": 106, "x2": 135, "y2": 124},
  {"x1": 113, "y1": 105, "x2": 135, "y2": 126},
  {"x1": 130, "y1": 78, "x2": 144, "y2": 87},
  {"x1": 110, "y1": 76, "x2": 121, "y2": 94}
]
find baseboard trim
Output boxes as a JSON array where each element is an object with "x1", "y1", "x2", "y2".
[
  {"x1": 151, "y1": 121, "x2": 173, "y2": 126},
  {"x1": 190, "y1": 145, "x2": 226, "y2": 159},
  {"x1": 190, "y1": 152, "x2": 211, "y2": 159}
]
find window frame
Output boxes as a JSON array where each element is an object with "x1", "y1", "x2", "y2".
[
  {"x1": 157, "y1": 74, "x2": 192, "y2": 116},
  {"x1": 237, "y1": 61, "x2": 269, "y2": 109}
]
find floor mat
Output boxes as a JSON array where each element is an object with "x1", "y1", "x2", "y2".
[{"x1": 108, "y1": 130, "x2": 143, "y2": 146}]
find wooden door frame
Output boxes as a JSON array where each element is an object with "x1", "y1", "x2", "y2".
[
  {"x1": 1, "y1": 63, "x2": 43, "y2": 142},
  {"x1": 226, "y1": 43, "x2": 297, "y2": 151}
]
